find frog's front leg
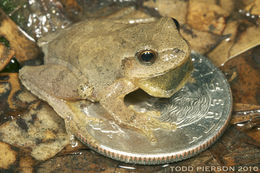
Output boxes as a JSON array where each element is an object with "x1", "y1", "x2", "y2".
[
  {"x1": 99, "y1": 79, "x2": 176, "y2": 142},
  {"x1": 99, "y1": 79, "x2": 138, "y2": 123}
]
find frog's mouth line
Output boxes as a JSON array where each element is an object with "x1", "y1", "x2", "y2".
[{"x1": 136, "y1": 58, "x2": 193, "y2": 98}]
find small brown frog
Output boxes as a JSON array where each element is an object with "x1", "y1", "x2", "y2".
[{"x1": 19, "y1": 17, "x2": 193, "y2": 141}]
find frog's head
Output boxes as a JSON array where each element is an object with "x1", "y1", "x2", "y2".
[{"x1": 122, "y1": 17, "x2": 193, "y2": 98}]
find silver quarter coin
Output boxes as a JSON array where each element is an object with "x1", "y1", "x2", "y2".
[{"x1": 66, "y1": 52, "x2": 232, "y2": 165}]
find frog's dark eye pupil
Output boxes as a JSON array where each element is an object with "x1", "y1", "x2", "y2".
[
  {"x1": 141, "y1": 52, "x2": 154, "y2": 62},
  {"x1": 137, "y1": 50, "x2": 157, "y2": 65}
]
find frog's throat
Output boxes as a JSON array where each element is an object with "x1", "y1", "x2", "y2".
[{"x1": 136, "y1": 58, "x2": 193, "y2": 98}]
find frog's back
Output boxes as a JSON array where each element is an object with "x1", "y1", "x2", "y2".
[{"x1": 41, "y1": 19, "x2": 131, "y2": 93}]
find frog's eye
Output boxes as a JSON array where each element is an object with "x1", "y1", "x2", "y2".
[
  {"x1": 171, "y1": 18, "x2": 180, "y2": 31},
  {"x1": 137, "y1": 50, "x2": 157, "y2": 65}
]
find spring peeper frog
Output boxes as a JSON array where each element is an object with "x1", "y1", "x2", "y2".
[{"x1": 19, "y1": 17, "x2": 193, "y2": 141}]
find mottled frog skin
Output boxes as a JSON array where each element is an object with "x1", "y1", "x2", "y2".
[{"x1": 19, "y1": 17, "x2": 193, "y2": 141}]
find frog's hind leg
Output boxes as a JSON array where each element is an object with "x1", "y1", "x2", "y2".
[{"x1": 19, "y1": 64, "x2": 92, "y2": 101}]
